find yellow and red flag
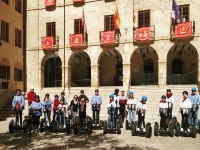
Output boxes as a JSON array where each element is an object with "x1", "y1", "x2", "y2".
[{"x1": 113, "y1": 4, "x2": 121, "y2": 30}]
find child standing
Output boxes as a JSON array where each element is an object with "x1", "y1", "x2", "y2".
[
  {"x1": 42, "y1": 93, "x2": 53, "y2": 127},
  {"x1": 136, "y1": 96, "x2": 148, "y2": 132},
  {"x1": 57, "y1": 98, "x2": 67, "y2": 128},
  {"x1": 79, "y1": 97, "x2": 87, "y2": 128},
  {"x1": 166, "y1": 89, "x2": 174, "y2": 120},
  {"x1": 53, "y1": 94, "x2": 60, "y2": 121},
  {"x1": 107, "y1": 94, "x2": 116, "y2": 128},
  {"x1": 68, "y1": 95, "x2": 79, "y2": 125},
  {"x1": 126, "y1": 91, "x2": 137, "y2": 125},
  {"x1": 159, "y1": 95, "x2": 168, "y2": 130}
]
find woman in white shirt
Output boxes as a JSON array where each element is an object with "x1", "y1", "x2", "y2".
[
  {"x1": 126, "y1": 91, "x2": 137, "y2": 124},
  {"x1": 180, "y1": 91, "x2": 192, "y2": 132}
]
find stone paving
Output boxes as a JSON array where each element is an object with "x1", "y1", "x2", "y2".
[{"x1": 0, "y1": 117, "x2": 200, "y2": 150}]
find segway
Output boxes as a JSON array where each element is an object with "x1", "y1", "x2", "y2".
[
  {"x1": 9, "y1": 107, "x2": 23, "y2": 133},
  {"x1": 125, "y1": 104, "x2": 137, "y2": 130},
  {"x1": 154, "y1": 108, "x2": 174, "y2": 137},
  {"x1": 175, "y1": 108, "x2": 196, "y2": 138},
  {"x1": 91, "y1": 104, "x2": 103, "y2": 130},
  {"x1": 103, "y1": 106, "x2": 121, "y2": 134}
]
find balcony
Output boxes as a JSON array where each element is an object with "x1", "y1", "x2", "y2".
[
  {"x1": 170, "y1": 21, "x2": 195, "y2": 39},
  {"x1": 99, "y1": 30, "x2": 119, "y2": 46},
  {"x1": 45, "y1": 0, "x2": 56, "y2": 7},
  {"x1": 69, "y1": 33, "x2": 88, "y2": 48},
  {"x1": 73, "y1": 0, "x2": 84, "y2": 3},
  {"x1": 133, "y1": 25, "x2": 155, "y2": 43},
  {"x1": 41, "y1": 36, "x2": 59, "y2": 50}
]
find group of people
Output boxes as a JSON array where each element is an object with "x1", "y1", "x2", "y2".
[{"x1": 11, "y1": 86, "x2": 200, "y2": 132}]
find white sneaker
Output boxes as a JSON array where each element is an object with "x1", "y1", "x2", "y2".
[
  {"x1": 136, "y1": 128, "x2": 140, "y2": 131},
  {"x1": 196, "y1": 126, "x2": 199, "y2": 129},
  {"x1": 63, "y1": 125, "x2": 66, "y2": 128},
  {"x1": 97, "y1": 124, "x2": 99, "y2": 126},
  {"x1": 181, "y1": 128, "x2": 183, "y2": 132},
  {"x1": 187, "y1": 128, "x2": 190, "y2": 132},
  {"x1": 143, "y1": 128, "x2": 146, "y2": 132},
  {"x1": 93, "y1": 124, "x2": 95, "y2": 126}
]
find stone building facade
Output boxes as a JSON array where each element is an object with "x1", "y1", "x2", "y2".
[
  {"x1": 26, "y1": 0, "x2": 200, "y2": 94},
  {"x1": 0, "y1": 0, "x2": 25, "y2": 91}
]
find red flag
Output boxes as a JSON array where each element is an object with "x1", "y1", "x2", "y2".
[
  {"x1": 113, "y1": 4, "x2": 121, "y2": 30},
  {"x1": 82, "y1": 9, "x2": 85, "y2": 29}
]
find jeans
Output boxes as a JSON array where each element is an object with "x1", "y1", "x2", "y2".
[
  {"x1": 108, "y1": 110, "x2": 115, "y2": 127},
  {"x1": 128, "y1": 110, "x2": 136, "y2": 124},
  {"x1": 189, "y1": 109, "x2": 199, "y2": 126},
  {"x1": 44, "y1": 111, "x2": 51, "y2": 126},
  {"x1": 92, "y1": 110, "x2": 100, "y2": 124},
  {"x1": 59, "y1": 115, "x2": 66, "y2": 127},
  {"x1": 167, "y1": 109, "x2": 172, "y2": 119},
  {"x1": 115, "y1": 108, "x2": 119, "y2": 119}
]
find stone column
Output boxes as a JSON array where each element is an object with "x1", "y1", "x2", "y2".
[
  {"x1": 38, "y1": 67, "x2": 44, "y2": 91},
  {"x1": 158, "y1": 59, "x2": 167, "y2": 89},
  {"x1": 122, "y1": 63, "x2": 131, "y2": 91},
  {"x1": 91, "y1": 63, "x2": 99, "y2": 89},
  {"x1": 197, "y1": 57, "x2": 200, "y2": 91}
]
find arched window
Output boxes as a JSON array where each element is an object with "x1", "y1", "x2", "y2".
[
  {"x1": 172, "y1": 58, "x2": 183, "y2": 74},
  {"x1": 144, "y1": 58, "x2": 154, "y2": 73},
  {"x1": 44, "y1": 56, "x2": 62, "y2": 87}
]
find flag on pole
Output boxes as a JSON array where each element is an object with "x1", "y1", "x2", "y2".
[
  {"x1": 113, "y1": 4, "x2": 121, "y2": 30},
  {"x1": 82, "y1": 8, "x2": 85, "y2": 30},
  {"x1": 133, "y1": 9, "x2": 136, "y2": 23},
  {"x1": 172, "y1": 0, "x2": 180, "y2": 21}
]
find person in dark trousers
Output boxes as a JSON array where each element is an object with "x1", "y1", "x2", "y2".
[
  {"x1": 166, "y1": 89, "x2": 174, "y2": 120},
  {"x1": 113, "y1": 89, "x2": 120, "y2": 119},
  {"x1": 29, "y1": 95, "x2": 42, "y2": 131},
  {"x1": 180, "y1": 91, "x2": 192, "y2": 132},
  {"x1": 159, "y1": 95, "x2": 168, "y2": 130},
  {"x1": 119, "y1": 90, "x2": 128, "y2": 121},
  {"x1": 78, "y1": 97, "x2": 87, "y2": 128},
  {"x1": 78, "y1": 90, "x2": 89, "y2": 103},
  {"x1": 12, "y1": 89, "x2": 25, "y2": 127},
  {"x1": 68, "y1": 95, "x2": 79, "y2": 125},
  {"x1": 53, "y1": 94, "x2": 60, "y2": 121}
]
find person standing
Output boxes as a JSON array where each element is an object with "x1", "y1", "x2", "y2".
[
  {"x1": 78, "y1": 90, "x2": 89, "y2": 103},
  {"x1": 113, "y1": 89, "x2": 120, "y2": 119},
  {"x1": 159, "y1": 95, "x2": 168, "y2": 130},
  {"x1": 166, "y1": 89, "x2": 174, "y2": 120},
  {"x1": 59, "y1": 92, "x2": 68, "y2": 105},
  {"x1": 91, "y1": 89, "x2": 102, "y2": 125},
  {"x1": 127, "y1": 91, "x2": 137, "y2": 124},
  {"x1": 188, "y1": 87, "x2": 200, "y2": 128},
  {"x1": 27, "y1": 86, "x2": 36, "y2": 107},
  {"x1": 119, "y1": 90, "x2": 128, "y2": 121}
]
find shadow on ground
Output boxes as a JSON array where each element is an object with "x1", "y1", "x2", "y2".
[{"x1": 0, "y1": 130, "x2": 158, "y2": 150}]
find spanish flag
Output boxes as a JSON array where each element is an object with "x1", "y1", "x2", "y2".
[{"x1": 113, "y1": 4, "x2": 121, "y2": 30}]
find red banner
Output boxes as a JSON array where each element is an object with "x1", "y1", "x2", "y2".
[
  {"x1": 101, "y1": 31, "x2": 115, "y2": 44},
  {"x1": 135, "y1": 27, "x2": 151, "y2": 41},
  {"x1": 73, "y1": 0, "x2": 85, "y2": 2},
  {"x1": 70, "y1": 34, "x2": 83, "y2": 47},
  {"x1": 45, "y1": 0, "x2": 55, "y2": 7},
  {"x1": 42, "y1": 37, "x2": 54, "y2": 49},
  {"x1": 175, "y1": 22, "x2": 192, "y2": 38}
]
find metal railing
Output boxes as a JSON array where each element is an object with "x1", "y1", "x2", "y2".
[
  {"x1": 167, "y1": 73, "x2": 196, "y2": 84},
  {"x1": 133, "y1": 73, "x2": 158, "y2": 85}
]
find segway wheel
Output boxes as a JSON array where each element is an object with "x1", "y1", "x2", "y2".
[
  {"x1": 74, "y1": 122, "x2": 78, "y2": 135},
  {"x1": 125, "y1": 120, "x2": 128, "y2": 130},
  {"x1": 154, "y1": 123, "x2": 158, "y2": 136},
  {"x1": 50, "y1": 120, "x2": 54, "y2": 132},
  {"x1": 169, "y1": 123, "x2": 174, "y2": 137},
  {"x1": 119, "y1": 117, "x2": 123, "y2": 128},
  {"x1": 175, "y1": 124, "x2": 180, "y2": 137},
  {"x1": 52, "y1": 121, "x2": 57, "y2": 133},
  {"x1": 87, "y1": 121, "x2": 92, "y2": 135},
  {"x1": 131, "y1": 123, "x2": 136, "y2": 136},
  {"x1": 103, "y1": 122, "x2": 107, "y2": 134},
  {"x1": 117, "y1": 122, "x2": 121, "y2": 134},
  {"x1": 191, "y1": 125, "x2": 196, "y2": 138},
  {"x1": 40, "y1": 121, "x2": 44, "y2": 133},
  {"x1": 29, "y1": 125, "x2": 32, "y2": 134},
  {"x1": 99, "y1": 120, "x2": 103, "y2": 130},
  {"x1": 66, "y1": 121, "x2": 70, "y2": 134},
  {"x1": 9, "y1": 121, "x2": 14, "y2": 133},
  {"x1": 23, "y1": 120, "x2": 28, "y2": 132},
  {"x1": 146, "y1": 125, "x2": 152, "y2": 138},
  {"x1": 172, "y1": 117, "x2": 177, "y2": 129},
  {"x1": 198, "y1": 120, "x2": 200, "y2": 134}
]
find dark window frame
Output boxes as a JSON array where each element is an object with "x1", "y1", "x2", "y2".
[
  {"x1": 104, "y1": 15, "x2": 114, "y2": 31},
  {"x1": 178, "y1": 4, "x2": 190, "y2": 22},
  {"x1": 15, "y1": 28, "x2": 22, "y2": 48},
  {"x1": 138, "y1": 10, "x2": 150, "y2": 28},
  {"x1": 74, "y1": 19, "x2": 83, "y2": 34},
  {"x1": 0, "y1": 65, "x2": 10, "y2": 79},
  {"x1": 1, "y1": 20, "x2": 9, "y2": 42},
  {"x1": 14, "y1": 69, "x2": 22, "y2": 81},
  {"x1": 46, "y1": 22, "x2": 56, "y2": 45},
  {"x1": 15, "y1": 0, "x2": 21, "y2": 13},
  {"x1": 1, "y1": 0, "x2": 9, "y2": 5}
]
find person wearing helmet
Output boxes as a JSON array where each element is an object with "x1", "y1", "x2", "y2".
[
  {"x1": 107, "y1": 94, "x2": 116, "y2": 127},
  {"x1": 29, "y1": 95, "x2": 43, "y2": 131},
  {"x1": 59, "y1": 92, "x2": 68, "y2": 105},
  {"x1": 57, "y1": 98, "x2": 67, "y2": 128},
  {"x1": 90, "y1": 89, "x2": 102, "y2": 125},
  {"x1": 53, "y1": 94, "x2": 60, "y2": 121},
  {"x1": 127, "y1": 91, "x2": 137, "y2": 125},
  {"x1": 113, "y1": 89, "x2": 120, "y2": 119},
  {"x1": 136, "y1": 96, "x2": 147, "y2": 132},
  {"x1": 159, "y1": 95, "x2": 168, "y2": 130},
  {"x1": 78, "y1": 90, "x2": 89, "y2": 103},
  {"x1": 188, "y1": 87, "x2": 200, "y2": 128},
  {"x1": 12, "y1": 89, "x2": 25, "y2": 127},
  {"x1": 166, "y1": 89, "x2": 174, "y2": 120},
  {"x1": 119, "y1": 90, "x2": 128, "y2": 121},
  {"x1": 180, "y1": 91, "x2": 192, "y2": 132},
  {"x1": 42, "y1": 93, "x2": 53, "y2": 127},
  {"x1": 27, "y1": 86, "x2": 36, "y2": 107}
]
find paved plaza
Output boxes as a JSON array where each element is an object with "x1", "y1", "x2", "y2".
[{"x1": 0, "y1": 118, "x2": 200, "y2": 150}]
